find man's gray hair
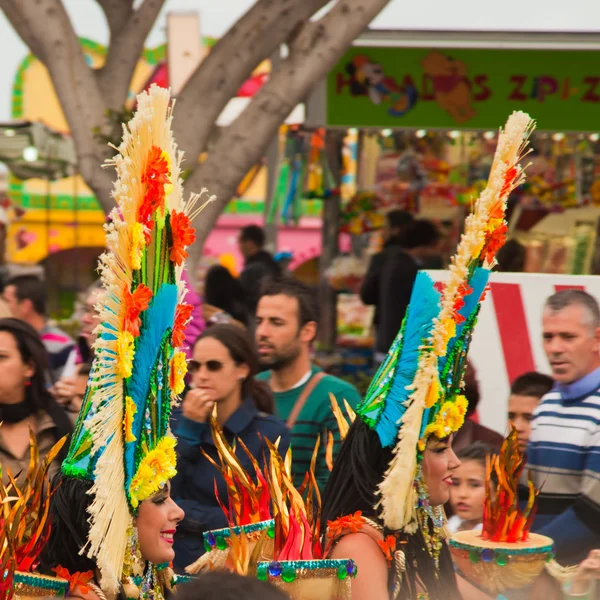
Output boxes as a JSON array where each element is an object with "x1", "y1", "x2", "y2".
[{"x1": 544, "y1": 289, "x2": 600, "y2": 329}]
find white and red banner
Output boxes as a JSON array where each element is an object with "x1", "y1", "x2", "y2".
[{"x1": 426, "y1": 271, "x2": 600, "y2": 434}]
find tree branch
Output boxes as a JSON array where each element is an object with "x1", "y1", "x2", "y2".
[
  {"x1": 96, "y1": 0, "x2": 134, "y2": 37},
  {"x1": 0, "y1": 1, "x2": 46, "y2": 60},
  {"x1": 184, "y1": 0, "x2": 392, "y2": 271},
  {"x1": 172, "y1": 0, "x2": 331, "y2": 165},
  {"x1": 4, "y1": 0, "x2": 115, "y2": 212},
  {"x1": 96, "y1": 0, "x2": 166, "y2": 110}
]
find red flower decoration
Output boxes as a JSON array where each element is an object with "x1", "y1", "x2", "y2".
[
  {"x1": 483, "y1": 222, "x2": 508, "y2": 264},
  {"x1": 139, "y1": 146, "x2": 171, "y2": 224},
  {"x1": 452, "y1": 282, "x2": 473, "y2": 325},
  {"x1": 377, "y1": 535, "x2": 397, "y2": 565},
  {"x1": 326, "y1": 511, "x2": 365, "y2": 539},
  {"x1": 172, "y1": 303, "x2": 193, "y2": 347},
  {"x1": 53, "y1": 566, "x2": 94, "y2": 594},
  {"x1": 501, "y1": 166, "x2": 518, "y2": 198},
  {"x1": 122, "y1": 284, "x2": 153, "y2": 337},
  {"x1": 170, "y1": 210, "x2": 196, "y2": 266}
]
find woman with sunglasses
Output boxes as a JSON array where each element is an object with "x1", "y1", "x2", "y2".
[{"x1": 171, "y1": 323, "x2": 290, "y2": 571}]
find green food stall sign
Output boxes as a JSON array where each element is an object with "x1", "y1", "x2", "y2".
[{"x1": 326, "y1": 47, "x2": 600, "y2": 131}]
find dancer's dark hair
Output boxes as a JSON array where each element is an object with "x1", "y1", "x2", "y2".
[
  {"x1": 321, "y1": 419, "x2": 461, "y2": 600},
  {"x1": 40, "y1": 473, "x2": 97, "y2": 574},
  {"x1": 40, "y1": 473, "x2": 128, "y2": 598}
]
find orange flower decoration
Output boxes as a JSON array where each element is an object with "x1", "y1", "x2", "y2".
[
  {"x1": 377, "y1": 535, "x2": 397, "y2": 565},
  {"x1": 122, "y1": 284, "x2": 153, "y2": 337},
  {"x1": 139, "y1": 146, "x2": 171, "y2": 224},
  {"x1": 172, "y1": 303, "x2": 193, "y2": 347},
  {"x1": 53, "y1": 566, "x2": 94, "y2": 594},
  {"x1": 170, "y1": 210, "x2": 196, "y2": 266},
  {"x1": 326, "y1": 510, "x2": 365, "y2": 539}
]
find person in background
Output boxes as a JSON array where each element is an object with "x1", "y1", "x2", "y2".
[
  {"x1": 527, "y1": 290, "x2": 600, "y2": 564},
  {"x1": 181, "y1": 268, "x2": 206, "y2": 359},
  {"x1": 448, "y1": 442, "x2": 497, "y2": 534},
  {"x1": 3, "y1": 275, "x2": 74, "y2": 382},
  {"x1": 0, "y1": 318, "x2": 72, "y2": 484},
  {"x1": 363, "y1": 219, "x2": 441, "y2": 364},
  {"x1": 496, "y1": 238, "x2": 526, "y2": 273},
  {"x1": 507, "y1": 371, "x2": 554, "y2": 453},
  {"x1": 204, "y1": 265, "x2": 249, "y2": 327},
  {"x1": 238, "y1": 225, "x2": 280, "y2": 314},
  {"x1": 176, "y1": 571, "x2": 289, "y2": 600},
  {"x1": 54, "y1": 362, "x2": 90, "y2": 423},
  {"x1": 360, "y1": 209, "x2": 414, "y2": 363},
  {"x1": 255, "y1": 276, "x2": 362, "y2": 491},
  {"x1": 172, "y1": 324, "x2": 289, "y2": 570},
  {"x1": 452, "y1": 360, "x2": 504, "y2": 453}
]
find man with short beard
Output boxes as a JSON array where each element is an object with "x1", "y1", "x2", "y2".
[
  {"x1": 527, "y1": 290, "x2": 600, "y2": 565},
  {"x1": 256, "y1": 276, "x2": 361, "y2": 491}
]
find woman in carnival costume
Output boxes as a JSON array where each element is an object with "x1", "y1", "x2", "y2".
[
  {"x1": 39, "y1": 84, "x2": 209, "y2": 600},
  {"x1": 321, "y1": 111, "x2": 536, "y2": 600}
]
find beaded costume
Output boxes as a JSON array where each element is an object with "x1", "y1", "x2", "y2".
[
  {"x1": 324, "y1": 111, "x2": 536, "y2": 599},
  {"x1": 54, "y1": 85, "x2": 207, "y2": 598}
]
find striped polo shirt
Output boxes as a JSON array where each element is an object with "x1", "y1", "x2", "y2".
[
  {"x1": 527, "y1": 367, "x2": 600, "y2": 563},
  {"x1": 258, "y1": 364, "x2": 362, "y2": 492}
]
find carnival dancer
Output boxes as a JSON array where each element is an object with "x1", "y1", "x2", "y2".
[
  {"x1": 321, "y1": 111, "x2": 535, "y2": 600},
  {"x1": 39, "y1": 84, "x2": 206, "y2": 600}
]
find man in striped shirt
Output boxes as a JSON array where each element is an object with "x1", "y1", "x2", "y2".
[{"x1": 527, "y1": 289, "x2": 600, "y2": 564}]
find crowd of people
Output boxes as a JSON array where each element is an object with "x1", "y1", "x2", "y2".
[{"x1": 3, "y1": 100, "x2": 600, "y2": 600}]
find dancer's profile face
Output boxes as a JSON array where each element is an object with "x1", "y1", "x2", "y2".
[
  {"x1": 136, "y1": 482, "x2": 184, "y2": 564},
  {"x1": 421, "y1": 436, "x2": 461, "y2": 506}
]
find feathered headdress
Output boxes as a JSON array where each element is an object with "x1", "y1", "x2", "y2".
[
  {"x1": 61, "y1": 84, "x2": 210, "y2": 592},
  {"x1": 0, "y1": 432, "x2": 68, "y2": 600},
  {"x1": 356, "y1": 111, "x2": 535, "y2": 531}
]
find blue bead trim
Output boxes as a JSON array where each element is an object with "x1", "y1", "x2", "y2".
[{"x1": 203, "y1": 519, "x2": 274, "y2": 542}]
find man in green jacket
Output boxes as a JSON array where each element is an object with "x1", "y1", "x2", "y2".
[{"x1": 255, "y1": 276, "x2": 362, "y2": 491}]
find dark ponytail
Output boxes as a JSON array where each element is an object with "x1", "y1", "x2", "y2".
[{"x1": 195, "y1": 324, "x2": 274, "y2": 414}]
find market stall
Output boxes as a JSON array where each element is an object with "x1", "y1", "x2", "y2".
[{"x1": 296, "y1": 30, "x2": 600, "y2": 384}]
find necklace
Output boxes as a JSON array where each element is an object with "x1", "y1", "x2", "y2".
[{"x1": 87, "y1": 582, "x2": 109, "y2": 600}]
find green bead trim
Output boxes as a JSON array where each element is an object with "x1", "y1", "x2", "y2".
[
  {"x1": 449, "y1": 538, "x2": 555, "y2": 558},
  {"x1": 257, "y1": 559, "x2": 358, "y2": 579},
  {"x1": 14, "y1": 571, "x2": 69, "y2": 596}
]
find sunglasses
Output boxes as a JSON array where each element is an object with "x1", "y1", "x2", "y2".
[{"x1": 188, "y1": 360, "x2": 226, "y2": 374}]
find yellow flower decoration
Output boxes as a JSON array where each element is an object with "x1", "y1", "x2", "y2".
[
  {"x1": 124, "y1": 396, "x2": 137, "y2": 443},
  {"x1": 129, "y1": 436, "x2": 177, "y2": 508},
  {"x1": 117, "y1": 331, "x2": 135, "y2": 378},
  {"x1": 169, "y1": 351, "x2": 188, "y2": 395},
  {"x1": 420, "y1": 398, "x2": 467, "y2": 448},
  {"x1": 130, "y1": 222, "x2": 145, "y2": 270}
]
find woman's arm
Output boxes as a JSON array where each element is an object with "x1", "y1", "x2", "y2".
[{"x1": 330, "y1": 533, "x2": 389, "y2": 600}]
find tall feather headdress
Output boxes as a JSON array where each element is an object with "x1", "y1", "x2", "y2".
[
  {"x1": 61, "y1": 84, "x2": 210, "y2": 592},
  {"x1": 356, "y1": 111, "x2": 535, "y2": 531}
]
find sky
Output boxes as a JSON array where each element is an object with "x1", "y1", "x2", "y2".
[{"x1": 2, "y1": 0, "x2": 600, "y2": 121}]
